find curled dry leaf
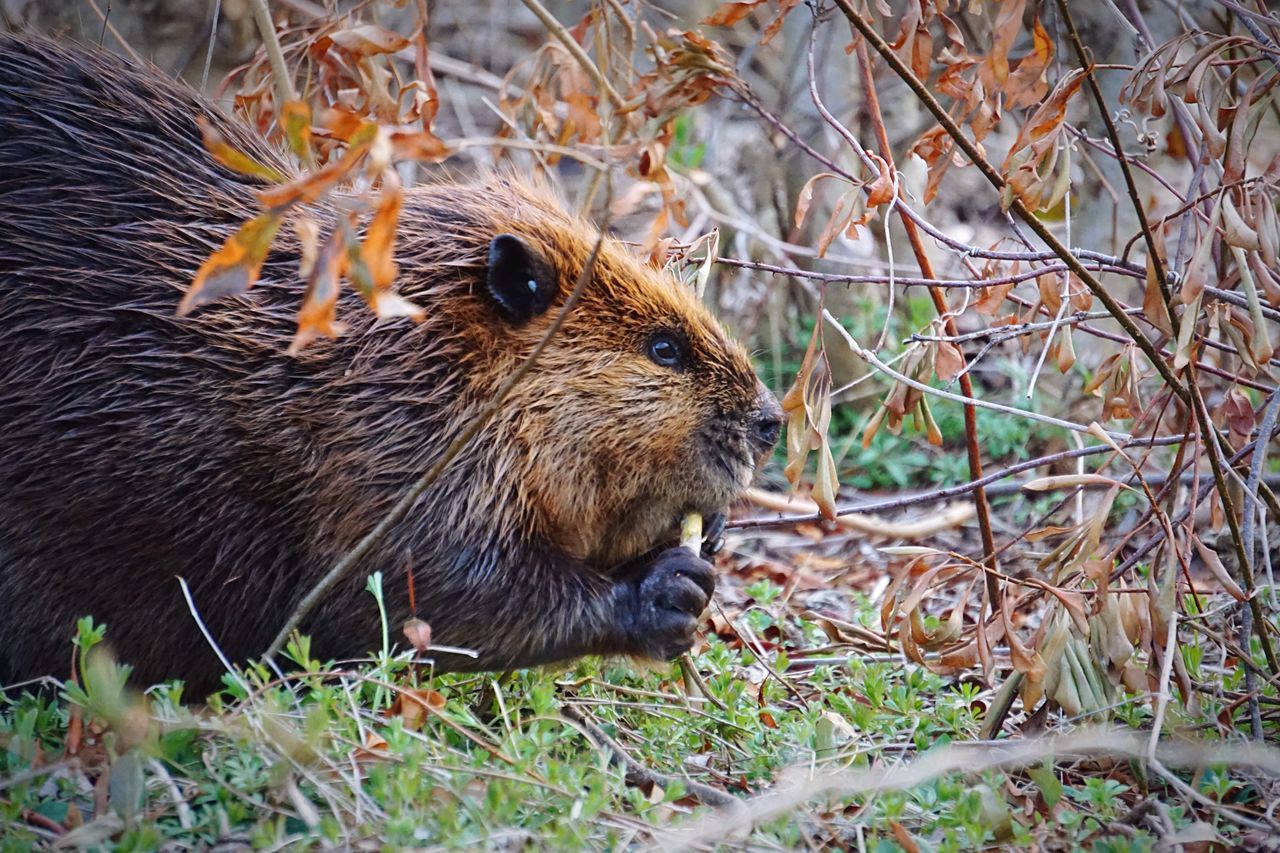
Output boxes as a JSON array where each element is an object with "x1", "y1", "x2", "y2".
[
  {"x1": 999, "y1": 70, "x2": 1085, "y2": 210},
  {"x1": 368, "y1": 291, "x2": 427, "y2": 322},
  {"x1": 978, "y1": 0, "x2": 1025, "y2": 91},
  {"x1": 1082, "y1": 346, "x2": 1143, "y2": 421},
  {"x1": 1037, "y1": 272, "x2": 1062, "y2": 314},
  {"x1": 1222, "y1": 195, "x2": 1261, "y2": 251},
  {"x1": 1021, "y1": 474, "x2": 1133, "y2": 492},
  {"x1": 815, "y1": 189, "x2": 854, "y2": 258},
  {"x1": 258, "y1": 132, "x2": 377, "y2": 209},
  {"x1": 934, "y1": 341, "x2": 964, "y2": 383},
  {"x1": 864, "y1": 153, "x2": 896, "y2": 208},
  {"x1": 1003, "y1": 16, "x2": 1052, "y2": 109},
  {"x1": 281, "y1": 101, "x2": 313, "y2": 163},
  {"x1": 1143, "y1": 252, "x2": 1174, "y2": 336},
  {"x1": 1190, "y1": 535, "x2": 1246, "y2": 601},
  {"x1": 387, "y1": 688, "x2": 445, "y2": 732},
  {"x1": 390, "y1": 129, "x2": 451, "y2": 162},
  {"x1": 402, "y1": 617, "x2": 433, "y2": 654},
  {"x1": 197, "y1": 117, "x2": 286, "y2": 183},
  {"x1": 759, "y1": 0, "x2": 802, "y2": 45},
  {"x1": 702, "y1": 0, "x2": 764, "y2": 27},
  {"x1": 294, "y1": 216, "x2": 321, "y2": 280},
  {"x1": 329, "y1": 25, "x2": 413, "y2": 58},
  {"x1": 178, "y1": 212, "x2": 282, "y2": 316},
  {"x1": 1054, "y1": 326, "x2": 1076, "y2": 373},
  {"x1": 289, "y1": 228, "x2": 348, "y2": 355},
  {"x1": 363, "y1": 173, "x2": 403, "y2": 290},
  {"x1": 972, "y1": 259, "x2": 1019, "y2": 315},
  {"x1": 782, "y1": 323, "x2": 838, "y2": 518},
  {"x1": 1232, "y1": 245, "x2": 1275, "y2": 364},
  {"x1": 1216, "y1": 304, "x2": 1261, "y2": 375},
  {"x1": 794, "y1": 172, "x2": 845, "y2": 230},
  {"x1": 1219, "y1": 386, "x2": 1255, "y2": 451},
  {"x1": 1181, "y1": 194, "x2": 1221, "y2": 307},
  {"x1": 1003, "y1": 591, "x2": 1046, "y2": 690}
]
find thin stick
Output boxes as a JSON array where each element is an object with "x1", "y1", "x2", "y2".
[
  {"x1": 1239, "y1": 388, "x2": 1280, "y2": 739},
  {"x1": 83, "y1": 0, "x2": 143, "y2": 63},
  {"x1": 1188, "y1": 373, "x2": 1280, "y2": 674},
  {"x1": 201, "y1": 0, "x2": 224, "y2": 91},
  {"x1": 1148, "y1": 612, "x2": 1179, "y2": 761},
  {"x1": 561, "y1": 703, "x2": 743, "y2": 811},
  {"x1": 1057, "y1": 0, "x2": 1175, "y2": 319},
  {"x1": 850, "y1": 32, "x2": 999, "y2": 603},
  {"x1": 660, "y1": 729, "x2": 1280, "y2": 848},
  {"x1": 178, "y1": 577, "x2": 250, "y2": 692},
  {"x1": 245, "y1": 0, "x2": 298, "y2": 110},
  {"x1": 745, "y1": 488, "x2": 973, "y2": 538},
  {"x1": 729, "y1": 435, "x2": 1190, "y2": 530}
]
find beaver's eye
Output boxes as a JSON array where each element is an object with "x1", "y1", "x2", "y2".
[{"x1": 647, "y1": 332, "x2": 685, "y2": 368}]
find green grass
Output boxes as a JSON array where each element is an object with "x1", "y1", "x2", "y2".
[{"x1": 3, "y1": 586, "x2": 1272, "y2": 850}]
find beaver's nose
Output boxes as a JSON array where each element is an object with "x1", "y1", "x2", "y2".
[{"x1": 750, "y1": 391, "x2": 783, "y2": 451}]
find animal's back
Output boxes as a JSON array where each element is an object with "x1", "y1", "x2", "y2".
[{"x1": 0, "y1": 36, "x2": 338, "y2": 687}]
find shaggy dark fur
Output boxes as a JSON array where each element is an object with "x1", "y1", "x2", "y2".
[{"x1": 0, "y1": 34, "x2": 780, "y2": 695}]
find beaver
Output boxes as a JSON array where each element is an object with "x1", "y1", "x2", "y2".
[{"x1": 0, "y1": 34, "x2": 781, "y2": 695}]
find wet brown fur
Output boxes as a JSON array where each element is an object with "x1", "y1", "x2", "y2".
[{"x1": 0, "y1": 34, "x2": 777, "y2": 693}]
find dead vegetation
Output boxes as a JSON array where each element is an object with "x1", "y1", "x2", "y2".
[{"x1": 4, "y1": 0, "x2": 1280, "y2": 848}]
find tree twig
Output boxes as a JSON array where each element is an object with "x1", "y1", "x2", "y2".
[
  {"x1": 825, "y1": 311, "x2": 1133, "y2": 441},
  {"x1": 729, "y1": 435, "x2": 1191, "y2": 530},
  {"x1": 1057, "y1": 0, "x2": 1175, "y2": 317},
  {"x1": 658, "y1": 728, "x2": 1280, "y2": 848},
  {"x1": 848, "y1": 31, "x2": 999, "y2": 598},
  {"x1": 245, "y1": 0, "x2": 298, "y2": 111},
  {"x1": 1239, "y1": 388, "x2": 1280, "y2": 738}
]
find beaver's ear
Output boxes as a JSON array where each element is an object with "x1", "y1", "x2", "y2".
[{"x1": 487, "y1": 234, "x2": 558, "y2": 324}]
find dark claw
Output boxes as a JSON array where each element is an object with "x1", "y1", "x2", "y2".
[{"x1": 701, "y1": 512, "x2": 727, "y2": 558}]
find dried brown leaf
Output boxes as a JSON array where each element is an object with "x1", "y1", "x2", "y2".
[
  {"x1": 179, "y1": 212, "x2": 282, "y2": 316},
  {"x1": 198, "y1": 117, "x2": 286, "y2": 183},
  {"x1": 329, "y1": 25, "x2": 412, "y2": 57}
]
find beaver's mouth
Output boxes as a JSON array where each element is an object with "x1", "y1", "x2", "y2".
[{"x1": 697, "y1": 430, "x2": 757, "y2": 504}]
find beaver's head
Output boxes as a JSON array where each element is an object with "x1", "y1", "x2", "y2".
[{"x1": 454, "y1": 180, "x2": 780, "y2": 568}]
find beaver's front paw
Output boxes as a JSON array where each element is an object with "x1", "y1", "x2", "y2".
[{"x1": 621, "y1": 547, "x2": 715, "y2": 661}]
